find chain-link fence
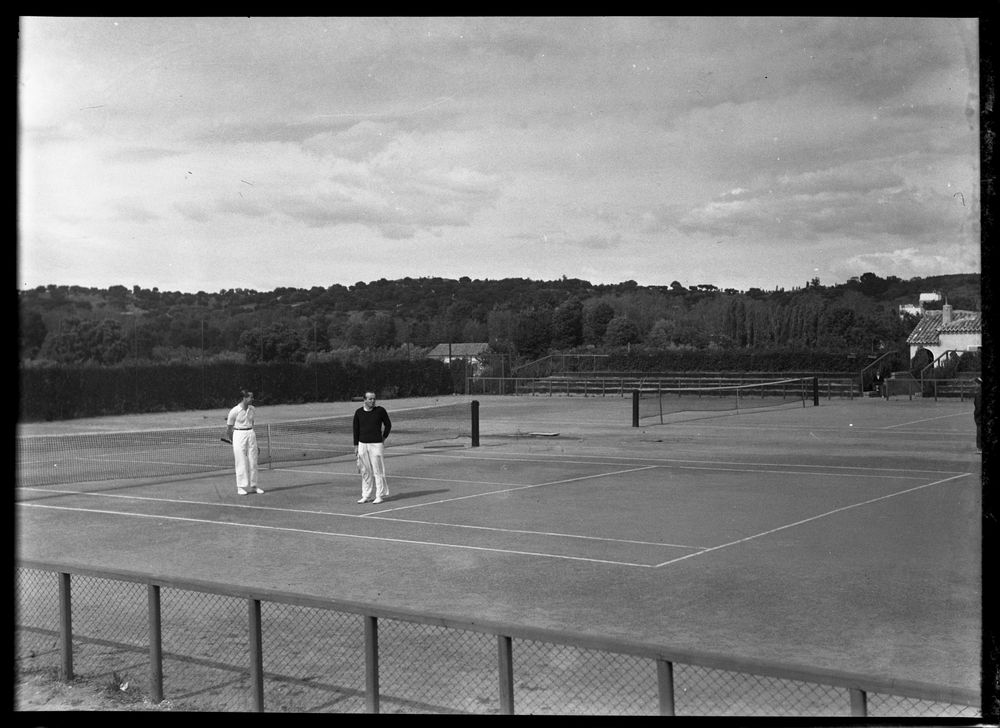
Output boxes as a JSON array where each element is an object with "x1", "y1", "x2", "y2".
[{"x1": 14, "y1": 564, "x2": 981, "y2": 717}]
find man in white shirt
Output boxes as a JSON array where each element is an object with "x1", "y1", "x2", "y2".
[{"x1": 226, "y1": 389, "x2": 264, "y2": 495}]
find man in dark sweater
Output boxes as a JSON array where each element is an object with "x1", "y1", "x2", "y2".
[{"x1": 353, "y1": 391, "x2": 392, "y2": 503}]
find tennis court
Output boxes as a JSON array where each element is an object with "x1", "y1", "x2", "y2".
[{"x1": 15, "y1": 393, "x2": 982, "y2": 713}]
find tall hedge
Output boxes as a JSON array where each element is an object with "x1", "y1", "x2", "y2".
[{"x1": 19, "y1": 359, "x2": 453, "y2": 421}]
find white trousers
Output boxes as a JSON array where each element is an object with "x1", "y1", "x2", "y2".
[
  {"x1": 232, "y1": 429, "x2": 259, "y2": 490},
  {"x1": 357, "y1": 441, "x2": 388, "y2": 500}
]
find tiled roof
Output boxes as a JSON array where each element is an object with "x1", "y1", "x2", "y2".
[
  {"x1": 907, "y1": 310, "x2": 982, "y2": 345},
  {"x1": 427, "y1": 342, "x2": 490, "y2": 357}
]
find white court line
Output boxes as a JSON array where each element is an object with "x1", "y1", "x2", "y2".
[
  {"x1": 18, "y1": 486, "x2": 704, "y2": 551},
  {"x1": 19, "y1": 487, "x2": 360, "y2": 518},
  {"x1": 361, "y1": 465, "x2": 660, "y2": 515},
  {"x1": 60, "y1": 456, "x2": 223, "y2": 470},
  {"x1": 650, "y1": 472, "x2": 972, "y2": 568},
  {"x1": 881, "y1": 411, "x2": 969, "y2": 429},
  {"x1": 273, "y1": 467, "x2": 518, "y2": 487},
  {"x1": 672, "y1": 464, "x2": 924, "y2": 481},
  {"x1": 17, "y1": 502, "x2": 657, "y2": 568},
  {"x1": 392, "y1": 446, "x2": 965, "y2": 476},
  {"x1": 360, "y1": 514, "x2": 703, "y2": 549}
]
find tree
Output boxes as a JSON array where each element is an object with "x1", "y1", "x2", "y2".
[
  {"x1": 239, "y1": 322, "x2": 307, "y2": 362},
  {"x1": 645, "y1": 318, "x2": 676, "y2": 349},
  {"x1": 603, "y1": 316, "x2": 640, "y2": 346},
  {"x1": 513, "y1": 309, "x2": 552, "y2": 360},
  {"x1": 858, "y1": 272, "x2": 889, "y2": 298},
  {"x1": 20, "y1": 309, "x2": 47, "y2": 359},
  {"x1": 106, "y1": 284, "x2": 129, "y2": 306},
  {"x1": 550, "y1": 299, "x2": 583, "y2": 349},
  {"x1": 582, "y1": 301, "x2": 615, "y2": 344},
  {"x1": 37, "y1": 318, "x2": 130, "y2": 365},
  {"x1": 364, "y1": 314, "x2": 397, "y2": 348}
]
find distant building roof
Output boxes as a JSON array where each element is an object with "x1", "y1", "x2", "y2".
[
  {"x1": 427, "y1": 342, "x2": 490, "y2": 358},
  {"x1": 906, "y1": 309, "x2": 982, "y2": 345}
]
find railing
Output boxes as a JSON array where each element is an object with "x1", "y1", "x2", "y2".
[
  {"x1": 15, "y1": 561, "x2": 979, "y2": 716},
  {"x1": 468, "y1": 376, "x2": 862, "y2": 400},
  {"x1": 884, "y1": 377, "x2": 980, "y2": 401},
  {"x1": 511, "y1": 354, "x2": 611, "y2": 378},
  {"x1": 859, "y1": 351, "x2": 902, "y2": 392},
  {"x1": 919, "y1": 350, "x2": 961, "y2": 381}
]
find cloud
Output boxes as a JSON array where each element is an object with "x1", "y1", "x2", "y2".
[
  {"x1": 838, "y1": 244, "x2": 979, "y2": 280},
  {"x1": 17, "y1": 17, "x2": 980, "y2": 292},
  {"x1": 674, "y1": 159, "x2": 978, "y2": 245},
  {"x1": 572, "y1": 234, "x2": 621, "y2": 251},
  {"x1": 113, "y1": 201, "x2": 159, "y2": 223}
]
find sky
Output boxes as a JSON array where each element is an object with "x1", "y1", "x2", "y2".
[{"x1": 17, "y1": 16, "x2": 982, "y2": 294}]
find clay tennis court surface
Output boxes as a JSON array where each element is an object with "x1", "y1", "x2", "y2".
[{"x1": 16, "y1": 394, "x2": 982, "y2": 711}]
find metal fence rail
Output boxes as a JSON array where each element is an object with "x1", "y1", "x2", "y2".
[
  {"x1": 14, "y1": 561, "x2": 980, "y2": 716},
  {"x1": 468, "y1": 376, "x2": 861, "y2": 399},
  {"x1": 467, "y1": 375, "x2": 979, "y2": 403}
]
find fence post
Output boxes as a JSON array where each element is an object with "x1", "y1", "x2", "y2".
[
  {"x1": 632, "y1": 390, "x2": 640, "y2": 427},
  {"x1": 812, "y1": 376, "x2": 819, "y2": 407},
  {"x1": 471, "y1": 400, "x2": 480, "y2": 447},
  {"x1": 497, "y1": 635, "x2": 515, "y2": 714},
  {"x1": 657, "y1": 659, "x2": 676, "y2": 715},
  {"x1": 365, "y1": 615, "x2": 380, "y2": 713},
  {"x1": 248, "y1": 598, "x2": 264, "y2": 712},
  {"x1": 58, "y1": 572, "x2": 73, "y2": 681},
  {"x1": 849, "y1": 687, "x2": 868, "y2": 717},
  {"x1": 147, "y1": 584, "x2": 164, "y2": 703}
]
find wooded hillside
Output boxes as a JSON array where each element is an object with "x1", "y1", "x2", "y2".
[{"x1": 19, "y1": 272, "x2": 981, "y2": 371}]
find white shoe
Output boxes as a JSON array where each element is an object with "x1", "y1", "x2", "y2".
[
  {"x1": 372, "y1": 498, "x2": 384, "y2": 504},
  {"x1": 251, "y1": 487, "x2": 264, "y2": 494},
  {"x1": 237, "y1": 488, "x2": 248, "y2": 496},
  {"x1": 357, "y1": 498, "x2": 371, "y2": 503}
]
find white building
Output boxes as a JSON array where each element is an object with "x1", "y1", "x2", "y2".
[
  {"x1": 426, "y1": 342, "x2": 490, "y2": 374},
  {"x1": 905, "y1": 304, "x2": 982, "y2": 369}
]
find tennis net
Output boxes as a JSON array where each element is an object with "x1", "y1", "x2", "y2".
[
  {"x1": 634, "y1": 377, "x2": 819, "y2": 424},
  {"x1": 17, "y1": 401, "x2": 475, "y2": 488}
]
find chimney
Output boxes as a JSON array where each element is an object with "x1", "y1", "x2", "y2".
[{"x1": 942, "y1": 303, "x2": 953, "y2": 324}]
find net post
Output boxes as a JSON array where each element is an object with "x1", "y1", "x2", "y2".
[
  {"x1": 471, "y1": 400, "x2": 480, "y2": 447},
  {"x1": 812, "y1": 376, "x2": 819, "y2": 406},
  {"x1": 632, "y1": 389, "x2": 639, "y2": 427}
]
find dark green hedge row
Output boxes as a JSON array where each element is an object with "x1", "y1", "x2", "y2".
[
  {"x1": 20, "y1": 359, "x2": 452, "y2": 421},
  {"x1": 604, "y1": 348, "x2": 891, "y2": 373}
]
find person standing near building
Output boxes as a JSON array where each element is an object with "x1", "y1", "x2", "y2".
[
  {"x1": 353, "y1": 391, "x2": 392, "y2": 504},
  {"x1": 974, "y1": 376, "x2": 982, "y2": 453},
  {"x1": 225, "y1": 389, "x2": 264, "y2": 495}
]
